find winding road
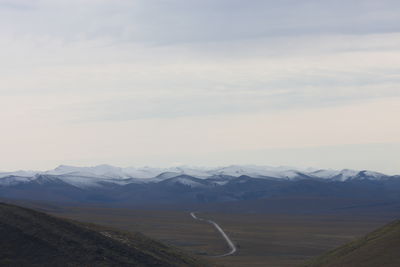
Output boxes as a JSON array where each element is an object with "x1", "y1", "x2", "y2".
[{"x1": 190, "y1": 212, "x2": 237, "y2": 257}]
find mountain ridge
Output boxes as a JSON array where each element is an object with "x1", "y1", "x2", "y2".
[
  {"x1": 0, "y1": 164, "x2": 394, "y2": 183},
  {"x1": 1, "y1": 165, "x2": 399, "y2": 208}
]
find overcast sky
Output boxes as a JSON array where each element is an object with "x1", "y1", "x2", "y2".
[{"x1": 1, "y1": 0, "x2": 400, "y2": 173}]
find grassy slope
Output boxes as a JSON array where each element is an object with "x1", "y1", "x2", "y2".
[
  {"x1": 2, "y1": 198, "x2": 397, "y2": 267},
  {"x1": 47, "y1": 205, "x2": 392, "y2": 267},
  {"x1": 305, "y1": 220, "x2": 400, "y2": 267},
  {"x1": 0, "y1": 202, "x2": 209, "y2": 267}
]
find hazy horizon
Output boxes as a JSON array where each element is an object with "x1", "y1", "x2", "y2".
[
  {"x1": 1, "y1": 0, "x2": 399, "y2": 173},
  {"x1": 2, "y1": 147, "x2": 400, "y2": 176}
]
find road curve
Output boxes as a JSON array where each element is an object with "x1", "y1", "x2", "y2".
[{"x1": 190, "y1": 212, "x2": 237, "y2": 257}]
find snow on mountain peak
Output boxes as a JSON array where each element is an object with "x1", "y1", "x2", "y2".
[
  {"x1": 210, "y1": 165, "x2": 304, "y2": 179},
  {"x1": 0, "y1": 165, "x2": 391, "y2": 189}
]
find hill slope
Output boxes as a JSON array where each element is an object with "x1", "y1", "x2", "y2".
[
  {"x1": 0, "y1": 202, "x2": 208, "y2": 267},
  {"x1": 305, "y1": 219, "x2": 400, "y2": 267}
]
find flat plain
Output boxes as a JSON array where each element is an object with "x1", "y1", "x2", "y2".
[{"x1": 47, "y1": 206, "x2": 395, "y2": 267}]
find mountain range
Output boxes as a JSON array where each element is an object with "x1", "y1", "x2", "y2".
[
  {"x1": 0, "y1": 164, "x2": 395, "y2": 185},
  {"x1": 1, "y1": 165, "x2": 400, "y2": 209}
]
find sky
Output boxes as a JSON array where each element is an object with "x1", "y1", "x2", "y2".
[{"x1": 1, "y1": 0, "x2": 400, "y2": 173}]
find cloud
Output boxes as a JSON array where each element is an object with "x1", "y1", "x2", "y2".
[
  {"x1": 0, "y1": 1, "x2": 400, "y2": 170},
  {"x1": 0, "y1": 0, "x2": 36, "y2": 10},
  {"x1": 2, "y1": 32, "x2": 400, "y2": 120},
  {"x1": 1, "y1": 0, "x2": 400, "y2": 44}
]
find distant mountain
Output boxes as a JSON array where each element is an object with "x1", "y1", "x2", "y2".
[
  {"x1": 0, "y1": 165, "x2": 399, "y2": 208},
  {"x1": 305, "y1": 219, "x2": 400, "y2": 267},
  {"x1": 0, "y1": 202, "x2": 207, "y2": 267},
  {"x1": 0, "y1": 164, "x2": 394, "y2": 183}
]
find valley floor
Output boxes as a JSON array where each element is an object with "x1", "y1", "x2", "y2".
[{"x1": 47, "y1": 206, "x2": 395, "y2": 267}]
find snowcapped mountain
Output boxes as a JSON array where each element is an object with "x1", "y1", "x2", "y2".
[
  {"x1": 0, "y1": 164, "x2": 393, "y2": 185},
  {"x1": 0, "y1": 164, "x2": 399, "y2": 206},
  {"x1": 159, "y1": 175, "x2": 209, "y2": 188},
  {"x1": 0, "y1": 175, "x2": 36, "y2": 186},
  {"x1": 210, "y1": 165, "x2": 308, "y2": 179},
  {"x1": 309, "y1": 169, "x2": 360, "y2": 181},
  {"x1": 45, "y1": 164, "x2": 166, "y2": 179},
  {"x1": 308, "y1": 169, "x2": 387, "y2": 181},
  {"x1": 0, "y1": 170, "x2": 38, "y2": 179}
]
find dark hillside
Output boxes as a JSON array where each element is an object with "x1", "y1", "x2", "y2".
[
  {"x1": 305, "y1": 219, "x2": 400, "y2": 267},
  {"x1": 0, "y1": 202, "x2": 208, "y2": 267}
]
